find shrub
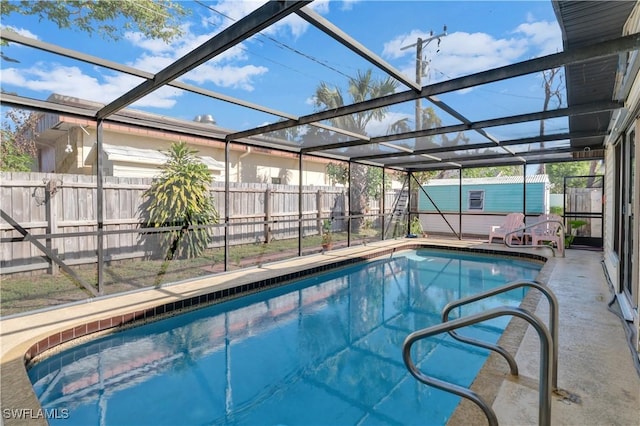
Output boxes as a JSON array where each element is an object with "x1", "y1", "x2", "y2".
[
  {"x1": 321, "y1": 219, "x2": 333, "y2": 246},
  {"x1": 550, "y1": 206, "x2": 563, "y2": 215},
  {"x1": 410, "y1": 217, "x2": 423, "y2": 235},
  {"x1": 141, "y1": 142, "x2": 218, "y2": 260}
]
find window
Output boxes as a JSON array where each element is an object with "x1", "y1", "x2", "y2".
[
  {"x1": 271, "y1": 177, "x2": 281, "y2": 184},
  {"x1": 468, "y1": 190, "x2": 484, "y2": 210}
]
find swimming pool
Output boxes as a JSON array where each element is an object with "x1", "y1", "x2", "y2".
[{"x1": 28, "y1": 248, "x2": 541, "y2": 425}]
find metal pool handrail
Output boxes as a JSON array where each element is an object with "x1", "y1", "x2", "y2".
[
  {"x1": 442, "y1": 279, "x2": 559, "y2": 390},
  {"x1": 402, "y1": 306, "x2": 553, "y2": 426},
  {"x1": 504, "y1": 219, "x2": 566, "y2": 257}
]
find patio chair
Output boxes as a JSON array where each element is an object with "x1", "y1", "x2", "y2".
[
  {"x1": 488, "y1": 212, "x2": 525, "y2": 245},
  {"x1": 530, "y1": 213, "x2": 564, "y2": 255}
]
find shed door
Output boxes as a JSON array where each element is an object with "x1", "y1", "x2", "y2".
[{"x1": 563, "y1": 175, "x2": 604, "y2": 248}]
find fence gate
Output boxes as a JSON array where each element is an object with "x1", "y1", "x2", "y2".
[{"x1": 563, "y1": 175, "x2": 603, "y2": 248}]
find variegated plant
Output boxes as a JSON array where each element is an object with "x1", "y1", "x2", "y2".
[{"x1": 142, "y1": 141, "x2": 218, "y2": 260}]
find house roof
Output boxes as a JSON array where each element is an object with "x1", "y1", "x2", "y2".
[{"x1": 1, "y1": 1, "x2": 638, "y2": 172}]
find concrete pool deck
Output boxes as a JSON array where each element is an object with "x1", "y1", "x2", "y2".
[
  {"x1": 449, "y1": 244, "x2": 640, "y2": 425},
  {"x1": 1, "y1": 238, "x2": 638, "y2": 425}
]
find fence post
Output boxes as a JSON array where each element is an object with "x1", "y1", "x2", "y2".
[
  {"x1": 45, "y1": 179, "x2": 59, "y2": 276},
  {"x1": 316, "y1": 190, "x2": 323, "y2": 235},
  {"x1": 264, "y1": 187, "x2": 271, "y2": 243}
]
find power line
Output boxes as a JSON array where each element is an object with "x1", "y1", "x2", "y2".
[
  {"x1": 193, "y1": 1, "x2": 352, "y2": 80},
  {"x1": 400, "y1": 26, "x2": 448, "y2": 131}
]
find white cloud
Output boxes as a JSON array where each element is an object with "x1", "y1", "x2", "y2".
[
  {"x1": 262, "y1": 13, "x2": 307, "y2": 39},
  {"x1": 513, "y1": 21, "x2": 562, "y2": 56},
  {"x1": 122, "y1": 2, "x2": 301, "y2": 93},
  {"x1": 197, "y1": 0, "x2": 333, "y2": 39},
  {"x1": 340, "y1": 0, "x2": 361, "y2": 12},
  {"x1": 125, "y1": 21, "x2": 250, "y2": 67},
  {"x1": 309, "y1": 0, "x2": 330, "y2": 14},
  {"x1": 386, "y1": 31, "x2": 528, "y2": 85},
  {"x1": 183, "y1": 63, "x2": 268, "y2": 91},
  {"x1": 89, "y1": 22, "x2": 268, "y2": 100},
  {"x1": 382, "y1": 29, "x2": 451, "y2": 60},
  {"x1": 305, "y1": 96, "x2": 316, "y2": 107},
  {"x1": 1, "y1": 26, "x2": 39, "y2": 40},
  {"x1": 2, "y1": 65, "x2": 102, "y2": 95},
  {"x1": 131, "y1": 86, "x2": 184, "y2": 108},
  {"x1": 365, "y1": 111, "x2": 411, "y2": 136},
  {"x1": 433, "y1": 32, "x2": 528, "y2": 75},
  {"x1": 127, "y1": 53, "x2": 174, "y2": 74},
  {"x1": 1, "y1": 63, "x2": 182, "y2": 108},
  {"x1": 199, "y1": 0, "x2": 316, "y2": 39},
  {"x1": 124, "y1": 31, "x2": 174, "y2": 55},
  {"x1": 102, "y1": 74, "x2": 183, "y2": 108},
  {"x1": 383, "y1": 18, "x2": 561, "y2": 86},
  {"x1": 206, "y1": 0, "x2": 269, "y2": 24}
]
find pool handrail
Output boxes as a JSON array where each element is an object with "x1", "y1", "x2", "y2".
[
  {"x1": 442, "y1": 279, "x2": 559, "y2": 390},
  {"x1": 402, "y1": 306, "x2": 553, "y2": 426},
  {"x1": 504, "y1": 219, "x2": 566, "y2": 257}
]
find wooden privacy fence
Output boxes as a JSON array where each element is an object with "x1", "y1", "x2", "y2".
[
  {"x1": 0, "y1": 172, "x2": 399, "y2": 275},
  {"x1": 565, "y1": 187, "x2": 603, "y2": 238}
]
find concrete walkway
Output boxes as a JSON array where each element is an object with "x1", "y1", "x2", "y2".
[{"x1": 450, "y1": 248, "x2": 640, "y2": 425}]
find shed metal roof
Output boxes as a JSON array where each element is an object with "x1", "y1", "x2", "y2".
[{"x1": 423, "y1": 175, "x2": 550, "y2": 186}]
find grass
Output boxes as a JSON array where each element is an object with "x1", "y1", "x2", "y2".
[{"x1": 0, "y1": 229, "x2": 385, "y2": 316}]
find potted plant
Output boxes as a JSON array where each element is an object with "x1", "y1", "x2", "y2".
[
  {"x1": 409, "y1": 216, "x2": 427, "y2": 238},
  {"x1": 321, "y1": 219, "x2": 333, "y2": 250}
]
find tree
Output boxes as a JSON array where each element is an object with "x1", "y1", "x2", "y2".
[
  {"x1": 0, "y1": 107, "x2": 38, "y2": 172},
  {"x1": 0, "y1": 0, "x2": 189, "y2": 44},
  {"x1": 537, "y1": 69, "x2": 602, "y2": 185},
  {"x1": 546, "y1": 161, "x2": 595, "y2": 193},
  {"x1": 388, "y1": 106, "x2": 463, "y2": 151},
  {"x1": 409, "y1": 170, "x2": 440, "y2": 185},
  {"x1": 140, "y1": 142, "x2": 218, "y2": 261},
  {"x1": 463, "y1": 165, "x2": 522, "y2": 178},
  {"x1": 538, "y1": 68, "x2": 564, "y2": 175},
  {"x1": 326, "y1": 162, "x2": 348, "y2": 186},
  {"x1": 313, "y1": 69, "x2": 399, "y2": 232},
  {"x1": 0, "y1": 132, "x2": 33, "y2": 171}
]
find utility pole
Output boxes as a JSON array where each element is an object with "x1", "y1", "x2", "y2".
[{"x1": 401, "y1": 26, "x2": 447, "y2": 131}]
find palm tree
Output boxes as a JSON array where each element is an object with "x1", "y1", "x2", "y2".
[{"x1": 314, "y1": 69, "x2": 399, "y2": 232}]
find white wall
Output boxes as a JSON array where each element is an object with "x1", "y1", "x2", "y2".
[
  {"x1": 602, "y1": 2, "x2": 640, "y2": 352},
  {"x1": 420, "y1": 213, "x2": 516, "y2": 238},
  {"x1": 75, "y1": 125, "x2": 330, "y2": 184},
  {"x1": 603, "y1": 142, "x2": 619, "y2": 291},
  {"x1": 549, "y1": 194, "x2": 563, "y2": 210}
]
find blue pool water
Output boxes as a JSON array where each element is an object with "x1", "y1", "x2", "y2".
[{"x1": 28, "y1": 249, "x2": 540, "y2": 425}]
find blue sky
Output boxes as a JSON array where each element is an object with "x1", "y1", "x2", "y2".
[{"x1": 1, "y1": 1, "x2": 564, "y2": 139}]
